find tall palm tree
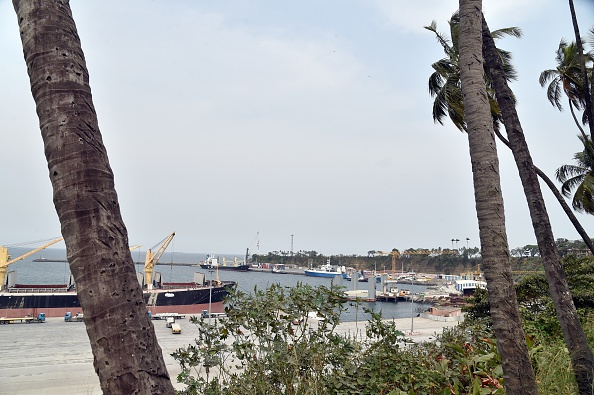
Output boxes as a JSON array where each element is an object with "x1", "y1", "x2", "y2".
[
  {"x1": 540, "y1": 38, "x2": 594, "y2": 222},
  {"x1": 12, "y1": 1, "x2": 175, "y2": 393},
  {"x1": 539, "y1": 39, "x2": 593, "y2": 139},
  {"x1": 557, "y1": 135, "x2": 594, "y2": 214},
  {"x1": 458, "y1": 1, "x2": 538, "y2": 393},
  {"x1": 482, "y1": 15, "x2": 594, "y2": 394},
  {"x1": 568, "y1": 0, "x2": 594, "y2": 139},
  {"x1": 427, "y1": 11, "x2": 594, "y2": 256}
]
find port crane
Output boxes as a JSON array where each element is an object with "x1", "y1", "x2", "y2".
[
  {"x1": 376, "y1": 249, "x2": 400, "y2": 275},
  {"x1": 144, "y1": 232, "x2": 175, "y2": 290},
  {"x1": 0, "y1": 237, "x2": 64, "y2": 291}
]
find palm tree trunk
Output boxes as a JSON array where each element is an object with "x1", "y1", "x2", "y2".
[
  {"x1": 482, "y1": 14, "x2": 594, "y2": 394},
  {"x1": 12, "y1": 1, "x2": 175, "y2": 393},
  {"x1": 458, "y1": 1, "x2": 538, "y2": 393},
  {"x1": 568, "y1": 0, "x2": 594, "y2": 139},
  {"x1": 493, "y1": 128, "x2": 594, "y2": 255},
  {"x1": 569, "y1": 100, "x2": 589, "y2": 140}
]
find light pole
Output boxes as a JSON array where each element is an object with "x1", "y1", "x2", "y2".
[
  {"x1": 410, "y1": 276, "x2": 414, "y2": 334},
  {"x1": 208, "y1": 269, "x2": 214, "y2": 326}
]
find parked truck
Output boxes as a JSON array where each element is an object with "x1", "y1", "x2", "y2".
[
  {"x1": 171, "y1": 323, "x2": 182, "y2": 334},
  {"x1": 0, "y1": 313, "x2": 46, "y2": 324},
  {"x1": 201, "y1": 310, "x2": 226, "y2": 320},
  {"x1": 151, "y1": 312, "x2": 186, "y2": 321},
  {"x1": 64, "y1": 312, "x2": 84, "y2": 322}
]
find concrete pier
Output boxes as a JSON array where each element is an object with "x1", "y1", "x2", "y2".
[{"x1": 0, "y1": 316, "x2": 459, "y2": 394}]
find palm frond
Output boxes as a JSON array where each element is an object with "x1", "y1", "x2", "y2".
[
  {"x1": 556, "y1": 136, "x2": 594, "y2": 208},
  {"x1": 425, "y1": 10, "x2": 515, "y2": 134},
  {"x1": 490, "y1": 27, "x2": 522, "y2": 40},
  {"x1": 545, "y1": 76, "x2": 564, "y2": 111},
  {"x1": 424, "y1": 21, "x2": 455, "y2": 58}
]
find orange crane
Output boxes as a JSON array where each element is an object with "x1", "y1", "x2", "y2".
[
  {"x1": 376, "y1": 249, "x2": 400, "y2": 274},
  {"x1": 0, "y1": 237, "x2": 64, "y2": 291},
  {"x1": 144, "y1": 232, "x2": 175, "y2": 290}
]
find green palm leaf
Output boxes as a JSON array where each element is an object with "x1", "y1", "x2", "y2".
[{"x1": 426, "y1": 11, "x2": 519, "y2": 132}]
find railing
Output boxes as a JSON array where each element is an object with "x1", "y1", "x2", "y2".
[{"x1": 7, "y1": 287, "x2": 71, "y2": 294}]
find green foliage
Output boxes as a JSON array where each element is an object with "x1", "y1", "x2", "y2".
[
  {"x1": 173, "y1": 282, "x2": 355, "y2": 394},
  {"x1": 424, "y1": 11, "x2": 520, "y2": 133},
  {"x1": 461, "y1": 288, "x2": 491, "y2": 324},
  {"x1": 514, "y1": 255, "x2": 594, "y2": 340},
  {"x1": 173, "y1": 283, "x2": 541, "y2": 395},
  {"x1": 531, "y1": 336, "x2": 578, "y2": 394}
]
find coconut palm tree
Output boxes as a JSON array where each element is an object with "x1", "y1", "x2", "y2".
[
  {"x1": 458, "y1": 1, "x2": 538, "y2": 392},
  {"x1": 427, "y1": 11, "x2": 594, "y2": 256},
  {"x1": 568, "y1": 0, "x2": 594, "y2": 139},
  {"x1": 12, "y1": 1, "x2": 175, "y2": 393},
  {"x1": 539, "y1": 39, "x2": 593, "y2": 139},
  {"x1": 482, "y1": 15, "x2": 594, "y2": 394},
  {"x1": 541, "y1": 36, "x2": 594, "y2": 223},
  {"x1": 557, "y1": 135, "x2": 594, "y2": 214}
]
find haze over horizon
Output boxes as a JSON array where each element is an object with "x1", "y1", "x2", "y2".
[{"x1": 1, "y1": 1, "x2": 594, "y2": 256}]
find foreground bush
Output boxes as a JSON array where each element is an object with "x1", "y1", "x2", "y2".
[{"x1": 173, "y1": 283, "x2": 590, "y2": 394}]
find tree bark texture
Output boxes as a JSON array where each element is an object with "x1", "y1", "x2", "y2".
[
  {"x1": 12, "y1": 1, "x2": 175, "y2": 393},
  {"x1": 458, "y1": 1, "x2": 539, "y2": 393},
  {"x1": 483, "y1": 15, "x2": 594, "y2": 394}
]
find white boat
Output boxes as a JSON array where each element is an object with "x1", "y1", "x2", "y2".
[
  {"x1": 304, "y1": 261, "x2": 348, "y2": 278},
  {"x1": 272, "y1": 264, "x2": 287, "y2": 274}
]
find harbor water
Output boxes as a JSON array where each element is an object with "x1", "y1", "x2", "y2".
[{"x1": 6, "y1": 248, "x2": 431, "y2": 322}]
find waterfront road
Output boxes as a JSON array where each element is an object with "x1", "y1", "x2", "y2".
[{"x1": 0, "y1": 316, "x2": 459, "y2": 394}]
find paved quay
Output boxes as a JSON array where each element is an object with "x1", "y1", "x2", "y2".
[{"x1": 0, "y1": 316, "x2": 459, "y2": 394}]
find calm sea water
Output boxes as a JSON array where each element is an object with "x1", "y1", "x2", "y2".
[{"x1": 6, "y1": 248, "x2": 430, "y2": 322}]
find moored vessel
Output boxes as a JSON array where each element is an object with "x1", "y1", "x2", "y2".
[
  {"x1": 304, "y1": 259, "x2": 348, "y2": 279},
  {"x1": 0, "y1": 233, "x2": 235, "y2": 318},
  {"x1": 0, "y1": 279, "x2": 234, "y2": 318},
  {"x1": 199, "y1": 254, "x2": 250, "y2": 271}
]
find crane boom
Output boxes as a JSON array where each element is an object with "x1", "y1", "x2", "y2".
[
  {"x1": 376, "y1": 249, "x2": 400, "y2": 275},
  {"x1": 144, "y1": 232, "x2": 175, "y2": 290},
  {"x1": 0, "y1": 237, "x2": 64, "y2": 291}
]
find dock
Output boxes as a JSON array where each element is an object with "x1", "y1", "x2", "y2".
[{"x1": 0, "y1": 316, "x2": 461, "y2": 394}]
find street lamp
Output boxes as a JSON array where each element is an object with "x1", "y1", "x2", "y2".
[
  {"x1": 410, "y1": 276, "x2": 414, "y2": 334},
  {"x1": 208, "y1": 269, "x2": 214, "y2": 326}
]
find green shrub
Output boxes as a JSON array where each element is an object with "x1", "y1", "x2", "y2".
[{"x1": 173, "y1": 283, "x2": 591, "y2": 395}]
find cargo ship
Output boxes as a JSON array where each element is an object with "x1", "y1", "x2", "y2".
[
  {"x1": 31, "y1": 257, "x2": 68, "y2": 263},
  {"x1": 199, "y1": 254, "x2": 250, "y2": 272},
  {"x1": 0, "y1": 277, "x2": 235, "y2": 318},
  {"x1": 0, "y1": 233, "x2": 235, "y2": 318}
]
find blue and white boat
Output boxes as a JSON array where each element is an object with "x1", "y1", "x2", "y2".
[{"x1": 304, "y1": 262, "x2": 348, "y2": 278}]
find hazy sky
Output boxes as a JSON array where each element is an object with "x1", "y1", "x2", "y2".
[{"x1": 1, "y1": 1, "x2": 594, "y2": 256}]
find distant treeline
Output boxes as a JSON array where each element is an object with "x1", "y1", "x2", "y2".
[{"x1": 251, "y1": 238, "x2": 592, "y2": 276}]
